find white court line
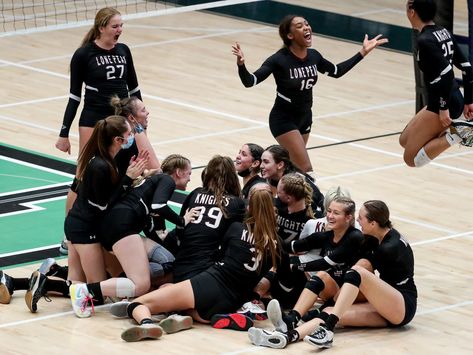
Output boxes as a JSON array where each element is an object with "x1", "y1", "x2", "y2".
[
  {"x1": 0, "y1": 95, "x2": 67, "y2": 108},
  {"x1": 391, "y1": 215, "x2": 457, "y2": 234},
  {"x1": 411, "y1": 230, "x2": 473, "y2": 246},
  {"x1": 0, "y1": 156, "x2": 74, "y2": 178},
  {"x1": 0, "y1": 182, "x2": 71, "y2": 197},
  {"x1": 352, "y1": 8, "x2": 405, "y2": 17},
  {"x1": 416, "y1": 300, "x2": 473, "y2": 316},
  {"x1": 316, "y1": 99, "x2": 414, "y2": 120},
  {"x1": 0, "y1": 244, "x2": 61, "y2": 258}
]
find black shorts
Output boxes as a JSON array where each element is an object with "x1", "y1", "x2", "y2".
[
  {"x1": 64, "y1": 214, "x2": 100, "y2": 244},
  {"x1": 269, "y1": 102, "x2": 313, "y2": 137},
  {"x1": 79, "y1": 108, "x2": 114, "y2": 128},
  {"x1": 387, "y1": 289, "x2": 417, "y2": 327},
  {"x1": 99, "y1": 207, "x2": 147, "y2": 251},
  {"x1": 190, "y1": 271, "x2": 240, "y2": 321},
  {"x1": 426, "y1": 87, "x2": 464, "y2": 119}
]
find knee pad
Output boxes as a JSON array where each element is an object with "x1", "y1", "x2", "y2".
[
  {"x1": 413, "y1": 147, "x2": 431, "y2": 167},
  {"x1": 264, "y1": 270, "x2": 277, "y2": 284},
  {"x1": 148, "y1": 244, "x2": 175, "y2": 264},
  {"x1": 126, "y1": 301, "x2": 142, "y2": 319},
  {"x1": 305, "y1": 275, "x2": 325, "y2": 295},
  {"x1": 343, "y1": 269, "x2": 361, "y2": 287},
  {"x1": 115, "y1": 278, "x2": 136, "y2": 298},
  {"x1": 70, "y1": 177, "x2": 80, "y2": 193}
]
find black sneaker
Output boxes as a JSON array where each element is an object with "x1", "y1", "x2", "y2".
[
  {"x1": 25, "y1": 271, "x2": 48, "y2": 313},
  {"x1": 303, "y1": 324, "x2": 334, "y2": 348},
  {"x1": 0, "y1": 270, "x2": 14, "y2": 304}
]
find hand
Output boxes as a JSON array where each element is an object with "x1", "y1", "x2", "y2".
[
  {"x1": 231, "y1": 42, "x2": 245, "y2": 65},
  {"x1": 439, "y1": 109, "x2": 452, "y2": 128},
  {"x1": 183, "y1": 207, "x2": 200, "y2": 225},
  {"x1": 360, "y1": 34, "x2": 389, "y2": 57},
  {"x1": 464, "y1": 103, "x2": 473, "y2": 121},
  {"x1": 126, "y1": 149, "x2": 149, "y2": 179},
  {"x1": 55, "y1": 137, "x2": 71, "y2": 154}
]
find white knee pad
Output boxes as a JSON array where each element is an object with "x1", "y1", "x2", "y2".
[
  {"x1": 413, "y1": 147, "x2": 431, "y2": 167},
  {"x1": 115, "y1": 278, "x2": 136, "y2": 298}
]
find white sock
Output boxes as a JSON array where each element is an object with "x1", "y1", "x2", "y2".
[
  {"x1": 413, "y1": 147, "x2": 432, "y2": 167},
  {"x1": 445, "y1": 131, "x2": 461, "y2": 146}
]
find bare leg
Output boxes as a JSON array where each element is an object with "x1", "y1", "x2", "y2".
[
  {"x1": 99, "y1": 235, "x2": 151, "y2": 297},
  {"x1": 399, "y1": 107, "x2": 449, "y2": 166},
  {"x1": 67, "y1": 242, "x2": 86, "y2": 282},
  {"x1": 73, "y1": 243, "x2": 107, "y2": 283},
  {"x1": 131, "y1": 280, "x2": 196, "y2": 323},
  {"x1": 275, "y1": 130, "x2": 313, "y2": 172},
  {"x1": 331, "y1": 265, "x2": 405, "y2": 326}
]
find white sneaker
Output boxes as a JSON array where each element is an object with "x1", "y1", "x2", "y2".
[
  {"x1": 70, "y1": 283, "x2": 92, "y2": 318},
  {"x1": 267, "y1": 299, "x2": 287, "y2": 332},
  {"x1": 237, "y1": 300, "x2": 267, "y2": 320},
  {"x1": 121, "y1": 323, "x2": 163, "y2": 342},
  {"x1": 451, "y1": 118, "x2": 473, "y2": 147},
  {"x1": 247, "y1": 327, "x2": 288, "y2": 349},
  {"x1": 159, "y1": 314, "x2": 193, "y2": 334},
  {"x1": 38, "y1": 258, "x2": 57, "y2": 275},
  {"x1": 303, "y1": 325, "x2": 334, "y2": 348}
]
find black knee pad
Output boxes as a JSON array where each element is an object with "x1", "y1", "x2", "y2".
[
  {"x1": 305, "y1": 275, "x2": 325, "y2": 295},
  {"x1": 126, "y1": 302, "x2": 142, "y2": 319},
  {"x1": 264, "y1": 270, "x2": 277, "y2": 284},
  {"x1": 344, "y1": 269, "x2": 361, "y2": 287},
  {"x1": 70, "y1": 177, "x2": 80, "y2": 193}
]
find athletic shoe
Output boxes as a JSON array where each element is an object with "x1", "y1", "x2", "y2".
[
  {"x1": 70, "y1": 283, "x2": 93, "y2": 318},
  {"x1": 25, "y1": 271, "x2": 48, "y2": 313},
  {"x1": 38, "y1": 258, "x2": 57, "y2": 276},
  {"x1": 237, "y1": 300, "x2": 268, "y2": 321},
  {"x1": 159, "y1": 314, "x2": 193, "y2": 334},
  {"x1": 0, "y1": 270, "x2": 14, "y2": 304},
  {"x1": 303, "y1": 324, "x2": 334, "y2": 348},
  {"x1": 301, "y1": 308, "x2": 321, "y2": 323},
  {"x1": 210, "y1": 313, "x2": 253, "y2": 331},
  {"x1": 267, "y1": 299, "x2": 291, "y2": 332},
  {"x1": 451, "y1": 118, "x2": 473, "y2": 147},
  {"x1": 110, "y1": 300, "x2": 131, "y2": 318},
  {"x1": 247, "y1": 327, "x2": 288, "y2": 349},
  {"x1": 59, "y1": 237, "x2": 68, "y2": 256},
  {"x1": 121, "y1": 323, "x2": 163, "y2": 342}
]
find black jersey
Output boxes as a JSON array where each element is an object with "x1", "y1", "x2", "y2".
[
  {"x1": 275, "y1": 200, "x2": 311, "y2": 243},
  {"x1": 238, "y1": 47, "x2": 363, "y2": 109},
  {"x1": 60, "y1": 42, "x2": 141, "y2": 137},
  {"x1": 116, "y1": 173, "x2": 183, "y2": 227},
  {"x1": 241, "y1": 175, "x2": 266, "y2": 200},
  {"x1": 115, "y1": 141, "x2": 139, "y2": 178},
  {"x1": 289, "y1": 226, "x2": 364, "y2": 275},
  {"x1": 205, "y1": 222, "x2": 274, "y2": 304},
  {"x1": 363, "y1": 229, "x2": 417, "y2": 295},
  {"x1": 68, "y1": 156, "x2": 132, "y2": 225},
  {"x1": 417, "y1": 25, "x2": 473, "y2": 112},
  {"x1": 172, "y1": 187, "x2": 246, "y2": 282}
]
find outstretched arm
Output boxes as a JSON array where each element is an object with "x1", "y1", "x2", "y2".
[{"x1": 359, "y1": 34, "x2": 389, "y2": 57}]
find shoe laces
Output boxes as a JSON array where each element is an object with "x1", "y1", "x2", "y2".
[
  {"x1": 81, "y1": 294, "x2": 97, "y2": 314},
  {"x1": 311, "y1": 326, "x2": 327, "y2": 340}
]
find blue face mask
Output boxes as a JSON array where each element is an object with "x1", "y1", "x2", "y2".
[{"x1": 120, "y1": 133, "x2": 135, "y2": 149}]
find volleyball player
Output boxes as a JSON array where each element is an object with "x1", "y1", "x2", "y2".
[
  {"x1": 55, "y1": 7, "x2": 143, "y2": 254},
  {"x1": 399, "y1": 0, "x2": 473, "y2": 167},
  {"x1": 250, "y1": 200, "x2": 416, "y2": 349},
  {"x1": 234, "y1": 143, "x2": 265, "y2": 200},
  {"x1": 110, "y1": 188, "x2": 280, "y2": 342},
  {"x1": 260, "y1": 145, "x2": 324, "y2": 218},
  {"x1": 232, "y1": 15, "x2": 387, "y2": 175},
  {"x1": 111, "y1": 95, "x2": 161, "y2": 176},
  {"x1": 69, "y1": 155, "x2": 197, "y2": 318},
  {"x1": 65, "y1": 116, "x2": 147, "y2": 286}
]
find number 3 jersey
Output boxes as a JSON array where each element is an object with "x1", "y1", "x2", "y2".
[
  {"x1": 205, "y1": 221, "x2": 275, "y2": 304},
  {"x1": 172, "y1": 187, "x2": 246, "y2": 283}
]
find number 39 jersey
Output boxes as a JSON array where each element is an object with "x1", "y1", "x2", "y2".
[{"x1": 172, "y1": 187, "x2": 246, "y2": 282}]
